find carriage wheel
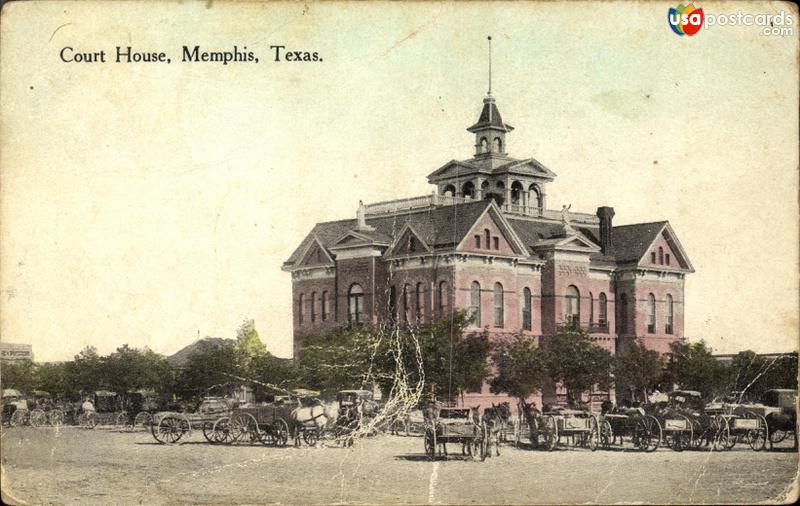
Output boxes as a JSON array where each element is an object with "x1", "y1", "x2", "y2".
[
  {"x1": 230, "y1": 413, "x2": 261, "y2": 444},
  {"x1": 543, "y1": 416, "x2": 558, "y2": 451},
  {"x1": 212, "y1": 417, "x2": 232, "y2": 444},
  {"x1": 10, "y1": 409, "x2": 27, "y2": 427},
  {"x1": 599, "y1": 419, "x2": 613, "y2": 448},
  {"x1": 640, "y1": 416, "x2": 662, "y2": 452},
  {"x1": 151, "y1": 415, "x2": 188, "y2": 444},
  {"x1": 271, "y1": 418, "x2": 290, "y2": 446},
  {"x1": 712, "y1": 416, "x2": 732, "y2": 451},
  {"x1": 29, "y1": 409, "x2": 47, "y2": 428},
  {"x1": 48, "y1": 409, "x2": 65, "y2": 427},
  {"x1": 769, "y1": 428, "x2": 787, "y2": 444},
  {"x1": 303, "y1": 427, "x2": 320, "y2": 447},
  {"x1": 424, "y1": 429, "x2": 435, "y2": 458},
  {"x1": 115, "y1": 411, "x2": 129, "y2": 429},
  {"x1": 133, "y1": 411, "x2": 153, "y2": 431},
  {"x1": 201, "y1": 421, "x2": 217, "y2": 443},
  {"x1": 745, "y1": 411, "x2": 768, "y2": 451}
]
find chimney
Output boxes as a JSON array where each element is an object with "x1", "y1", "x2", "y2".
[{"x1": 596, "y1": 206, "x2": 615, "y2": 255}]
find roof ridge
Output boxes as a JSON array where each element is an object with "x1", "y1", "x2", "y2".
[{"x1": 612, "y1": 220, "x2": 668, "y2": 229}]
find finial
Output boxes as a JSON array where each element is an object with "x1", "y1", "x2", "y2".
[{"x1": 487, "y1": 36, "x2": 492, "y2": 96}]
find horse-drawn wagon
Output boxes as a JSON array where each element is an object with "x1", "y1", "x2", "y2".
[
  {"x1": 150, "y1": 397, "x2": 234, "y2": 444},
  {"x1": 706, "y1": 388, "x2": 796, "y2": 451},
  {"x1": 423, "y1": 405, "x2": 488, "y2": 461},
  {"x1": 652, "y1": 390, "x2": 728, "y2": 451},
  {"x1": 211, "y1": 400, "x2": 293, "y2": 446},
  {"x1": 534, "y1": 407, "x2": 601, "y2": 451},
  {"x1": 598, "y1": 403, "x2": 662, "y2": 452}
]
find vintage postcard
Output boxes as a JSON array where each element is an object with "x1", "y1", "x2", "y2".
[{"x1": 1, "y1": 1, "x2": 798, "y2": 504}]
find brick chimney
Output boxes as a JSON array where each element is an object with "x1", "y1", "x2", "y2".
[{"x1": 596, "y1": 206, "x2": 615, "y2": 255}]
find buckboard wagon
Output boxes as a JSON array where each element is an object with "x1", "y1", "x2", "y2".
[
  {"x1": 599, "y1": 409, "x2": 662, "y2": 452},
  {"x1": 211, "y1": 402, "x2": 293, "y2": 446},
  {"x1": 150, "y1": 397, "x2": 234, "y2": 444},
  {"x1": 534, "y1": 409, "x2": 600, "y2": 451},
  {"x1": 424, "y1": 407, "x2": 489, "y2": 461}
]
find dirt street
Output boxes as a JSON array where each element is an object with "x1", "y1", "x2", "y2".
[{"x1": 1, "y1": 426, "x2": 798, "y2": 504}]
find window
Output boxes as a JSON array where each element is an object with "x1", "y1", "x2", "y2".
[
  {"x1": 402, "y1": 284, "x2": 410, "y2": 323},
  {"x1": 321, "y1": 291, "x2": 329, "y2": 321},
  {"x1": 666, "y1": 254, "x2": 671, "y2": 266},
  {"x1": 462, "y1": 181, "x2": 475, "y2": 199},
  {"x1": 618, "y1": 293, "x2": 628, "y2": 334},
  {"x1": 599, "y1": 292, "x2": 607, "y2": 325},
  {"x1": 389, "y1": 285, "x2": 397, "y2": 322},
  {"x1": 316, "y1": 249, "x2": 322, "y2": 263},
  {"x1": 493, "y1": 282, "x2": 504, "y2": 328},
  {"x1": 469, "y1": 281, "x2": 481, "y2": 327},
  {"x1": 310, "y1": 291, "x2": 317, "y2": 323},
  {"x1": 588, "y1": 292, "x2": 594, "y2": 325},
  {"x1": 564, "y1": 285, "x2": 580, "y2": 326},
  {"x1": 443, "y1": 184, "x2": 456, "y2": 197},
  {"x1": 298, "y1": 293, "x2": 305, "y2": 324},
  {"x1": 484, "y1": 229, "x2": 490, "y2": 248},
  {"x1": 415, "y1": 282, "x2": 424, "y2": 323},
  {"x1": 438, "y1": 281, "x2": 449, "y2": 317},
  {"x1": 665, "y1": 294, "x2": 674, "y2": 334},
  {"x1": 480, "y1": 137, "x2": 488, "y2": 153},
  {"x1": 651, "y1": 251, "x2": 656, "y2": 263},
  {"x1": 522, "y1": 287, "x2": 532, "y2": 331},
  {"x1": 348, "y1": 284, "x2": 364, "y2": 324},
  {"x1": 493, "y1": 237, "x2": 499, "y2": 250},
  {"x1": 647, "y1": 293, "x2": 656, "y2": 333},
  {"x1": 658, "y1": 247, "x2": 664, "y2": 265},
  {"x1": 474, "y1": 235, "x2": 481, "y2": 248},
  {"x1": 409, "y1": 236, "x2": 416, "y2": 253},
  {"x1": 493, "y1": 137, "x2": 502, "y2": 153}
]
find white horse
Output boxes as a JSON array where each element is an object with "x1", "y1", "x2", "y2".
[{"x1": 290, "y1": 398, "x2": 338, "y2": 446}]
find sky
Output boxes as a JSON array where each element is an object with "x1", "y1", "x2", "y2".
[{"x1": 1, "y1": 1, "x2": 798, "y2": 362}]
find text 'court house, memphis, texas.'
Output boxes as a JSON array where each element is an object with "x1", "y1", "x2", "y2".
[{"x1": 282, "y1": 85, "x2": 694, "y2": 410}]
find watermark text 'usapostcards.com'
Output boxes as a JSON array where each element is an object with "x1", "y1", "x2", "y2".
[{"x1": 668, "y1": 3, "x2": 795, "y2": 37}]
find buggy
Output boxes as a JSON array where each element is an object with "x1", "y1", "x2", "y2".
[
  {"x1": 423, "y1": 405, "x2": 488, "y2": 461},
  {"x1": 599, "y1": 403, "x2": 662, "y2": 452},
  {"x1": 651, "y1": 390, "x2": 728, "y2": 451}
]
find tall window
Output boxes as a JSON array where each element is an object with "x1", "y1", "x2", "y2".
[
  {"x1": 564, "y1": 285, "x2": 580, "y2": 326},
  {"x1": 484, "y1": 229, "x2": 490, "y2": 248},
  {"x1": 666, "y1": 254, "x2": 671, "y2": 266},
  {"x1": 415, "y1": 282, "x2": 424, "y2": 323},
  {"x1": 348, "y1": 284, "x2": 364, "y2": 324},
  {"x1": 469, "y1": 281, "x2": 481, "y2": 327},
  {"x1": 298, "y1": 293, "x2": 305, "y2": 324},
  {"x1": 522, "y1": 287, "x2": 532, "y2": 331},
  {"x1": 493, "y1": 282, "x2": 504, "y2": 328},
  {"x1": 438, "y1": 281, "x2": 449, "y2": 318},
  {"x1": 658, "y1": 247, "x2": 664, "y2": 265},
  {"x1": 389, "y1": 285, "x2": 397, "y2": 322},
  {"x1": 321, "y1": 291, "x2": 329, "y2": 321},
  {"x1": 618, "y1": 293, "x2": 628, "y2": 334},
  {"x1": 651, "y1": 251, "x2": 656, "y2": 263},
  {"x1": 474, "y1": 235, "x2": 481, "y2": 248},
  {"x1": 665, "y1": 294, "x2": 674, "y2": 334},
  {"x1": 588, "y1": 292, "x2": 594, "y2": 325},
  {"x1": 493, "y1": 237, "x2": 499, "y2": 250},
  {"x1": 310, "y1": 291, "x2": 317, "y2": 323},
  {"x1": 599, "y1": 292, "x2": 608, "y2": 326},
  {"x1": 647, "y1": 293, "x2": 656, "y2": 333},
  {"x1": 402, "y1": 284, "x2": 410, "y2": 323},
  {"x1": 409, "y1": 237, "x2": 416, "y2": 253}
]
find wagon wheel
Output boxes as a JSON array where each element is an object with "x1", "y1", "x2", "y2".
[
  {"x1": 587, "y1": 416, "x2": 600, "y2": 451},
  {"x1": 48, "y1": 409, "x2": 65, "y2": 427},
  {"x1": 640, "y1": 416, "x2": 662, "y2": 452},
  {"x1": 668, "y1": 415, "x2": 692, "y2": 452},
  {"x1": 10, "y1": 409, "x2": 27, "y2": 427},
  {"x1": 201, "y1": 421, "x2": 217, "y2": 443},
  {"x1": 745, "y1": 411, "x2": 768, "y2": 451},
  {"x1": 690, "y1": 418, "x2": 705, "y2": 449},
  {"x1": 230, "y1": 413, "x2": 261, "y2": 444},
  {"x1": 599, "y1": 419, "x2": 613, "y2": 448},
  {"x1": 115, "y1": 411, "x2": 129, "y2": 429},
  {"x1": 152, "y1": 414, "x2": 190, "y2": 444},
  {"x1": 29, "y1": 409, "x2": 47, "y2": 428},
  {"x1": 133, "y1": 411, "x2": 153, "y2": 431},
  {"x1": 543, "y1": 415, "x2": 558, "y2": 451},
  {"x1": 212, "y1": 416, "x2": 233, "y2": 444},
  {"x1": 424, "y1": 428, "x2": 436, "y2": 458},
  {"x1": 303, "y1": 427, "x2": 321, "y2": 447},
  {"x1": 712, "y1": 416, "x2": 732, "y2": 451},
  {"x1": 271, "y1": 418, "x2": 290, "y2": 446},
  {"x1": 769, "y1": 428, "x2": 787, "y2": 444}
]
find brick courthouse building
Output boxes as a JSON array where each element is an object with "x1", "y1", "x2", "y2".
[{"x1": 283, "y1": 92, "x2": 694, "y2": 408}]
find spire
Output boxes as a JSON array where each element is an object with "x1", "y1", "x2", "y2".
[
  {"x1": 488, "y1": 35, "x2": 492, "y2": 96},
  {"x1": 467, "y1": 36, "x2": 513, "y2": 157}
]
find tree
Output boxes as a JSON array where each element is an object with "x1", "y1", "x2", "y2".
[
  {"x1": 174, "y1": 344, "x2": 238, "y2": 399},
  {"x1": 662, "y1": 340, "x2": 729, "y2": 400},
  {"x1": 615, "y1": 341, "x2": 666, "y2": 402},
  {"x1": 233, "y1": 319, "x2": 267, "y2": 377},
  {"x1": 727, "y1": 351, "x2": 798, "y2": 402},
  {"x1": 64, "y1": 345, "x2": 105, "y2": 394},
  {"x1": 489, "y1": 334, "x2": 549, "y2": 405},
  {"x1": 0, "y1": 359, "x2": 38, "y2": 392},
  {"x1": 542, "y1": 330, "x2": 614, "y2": 403},
  {"x1": 102, "y1": 345, "x2": 174, "y2": 394}
]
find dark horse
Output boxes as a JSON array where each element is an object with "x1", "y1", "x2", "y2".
[
  {"x1": 518, "y1": 400, "x2": 542, "y2": 447},
  {"x1": 482, "y1": 402, "x2": 511, "y2": 457}
]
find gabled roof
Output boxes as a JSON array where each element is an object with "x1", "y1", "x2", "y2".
[{"x1": 607, "y1": 221, "x2": 694, "y2": 271}]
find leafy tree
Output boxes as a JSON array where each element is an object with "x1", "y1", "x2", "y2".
[
  {"x1": 727, "y1": 351, "x2": 798, "y2": 402},
  {"x1": 615, "y1": 341, "x2": 666, "y2": 402},
  {"x1": 102, "y1": 345, "x2": 174, "y2": 394},
  {"x1": 662, "y1": 340, "x2": 729, "y2": 400},
  {"x1": 542, "y1": 330, "x2": 614, "y2": 403},
  {"x1": 64, "y1": 345, "x2": 105, "y2": 394},
  {"x1": 233, "y1": 319, "x2": 267, "y2": 377},
  {"x1": 489, "y1": 334, "x2": 549, "y2": 404},
  {"x1": 0, "y1": 359, "x2": 38, "y2": 392},
  {"x1": 174, "y1": 343, "x2": 238, "y2": 399}
]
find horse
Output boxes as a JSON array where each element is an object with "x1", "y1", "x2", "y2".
[
  {"x1": 290, "y1": 398, "x2": 338, "y2": 446},
  {"x1": 482, "y1": 403, "x2": 510, "y2": 457},
  {"x1": 484, "y1": 401, "x2": 512, "y2": 442},
  {"x1": 518, "y1": 400, "x2": 542, "y2": 447}
]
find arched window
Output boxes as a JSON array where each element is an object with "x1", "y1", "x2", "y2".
[
  {"x1": 474, "y1": 235, "x2": 481, "y2": 248},
  {"x1": 651, "y1": 251, "x2": 656, "y2": 263},
  {"x1": 481, "y1": 180, "x2": 490, "y2": 192},
  {"x1": 618, "y1": 293, "x2": 628, "y2": 334},
  {"x1": 666, "y1": 254, "x2": 671, "y2": 266},
  {"x1": 599, "y1": 292, "x2": 607, "y2": 327},
  {"x1": 480, "y1": 137, "x2": 489, "y2": 153},
  {"x1": 494, "y1": 282, "x2": 504, "y2": 328},
  {"x1": 438, "y1": 281, "x2": 449, "y2": 318},
  {"x1": 462, "y1": 181, "x2": 475, "y2": 199},
  {"x1": 409, "y1": 236, "x2": 416, "y2": 253},
  {"x1": 528, "y1": 184, "x2": 542, "y2": 208},
  {"x1": 496, "y1": 181, "x2": 505, "y2": 190},
  {"x1": 348, "y1": 284, "x2": 364, "y2": 324},
  {"x1": 511, "y1": 181, "x2": 523, "y2": 204},
  {"x1": 389, "y1": 285, "x2": 397, "y2": 322},
  {"x1": 310, "y1": 291, "x2": 317, "y2": 323},
  {"x1": 415, "y1": 282, "x2": 424, "y2": 323},
  {"x1": 522, "y1": 287, "x2": 532, "y2": 331},
  {"x1": 493, "y1": 237, "x2": 499, "y2": 250},
  {"x1": 493, "y1": 137, "x2": 503, "y2": 153},
  {"x1": 298, "y1": 293, "x2": 305, "y2": 324},
  {"x1": 647, "y1": 293, "x2": 656, "y2": 333},
  {"x1": 484, "y1": 228, "x2": 491, "y2": 248},
  {"x1": 665, "y1": 294, "x2": 674, "y2": 334},
  {"x1": 321, "y1": 291, "x2": 329, "y2": 321},
  {"x1": 564, "y1": 285, "x2": 580, "y2": 327},
  {"x1": 588, "y1": 292, "x2": 594, "y2": 325},
  {"x1": 469, "y1": 281, "x2": 481, "y2": 327},
  {"x1": 443, "y1": 184, "x2": 456, "y2": 197},
  {"x1": 402, "y1": 284, "x2": 410, "y2": 323},
  {"x1": 658, "y1": 247, "x2": 664, "y2": 265}
]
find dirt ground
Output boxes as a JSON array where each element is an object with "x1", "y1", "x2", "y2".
[{"x1": 1, "y1": 426, "x2": 798, "y2": 504}]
